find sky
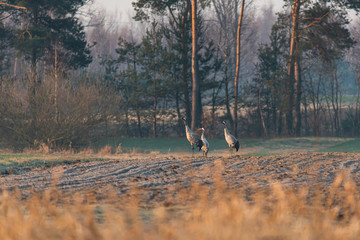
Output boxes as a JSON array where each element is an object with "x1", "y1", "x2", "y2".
[
  {"x1": 93, "y1": 0, "x2": 357, "y2": 23},
  {"x1": 94, "y1": 0, "x2": 285, "y2": 16},
  {"x1": 93, "y1": 0, "x2": 133, "y2": 14}
]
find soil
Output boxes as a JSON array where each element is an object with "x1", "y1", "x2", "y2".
[{"x1": 1, "y1": 152, "x2": 360, "y2": 202}]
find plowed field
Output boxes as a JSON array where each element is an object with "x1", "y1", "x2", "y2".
[{"x1": 2, "y1": 152, "x2": 360, "y2": 202}]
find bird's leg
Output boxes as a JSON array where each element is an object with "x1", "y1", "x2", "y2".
[
  {"x1": 229, "y1": 147, "x2": 233, "y2": 156},
  {"x1": 191, "y1": 144, "x2": 194, "y2": 155}
]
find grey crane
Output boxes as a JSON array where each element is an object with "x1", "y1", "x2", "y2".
[
  {"x1": 181, "y1": 117, "x2": 203, "y2": 154},
  {"x1": 200, "y1": 127, "x2": 209, "y2": 157},
  {"x1": 221, "y1": 121, "x2": 240, "y2": 152}
]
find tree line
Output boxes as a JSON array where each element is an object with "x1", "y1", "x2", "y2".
[{"x1": 0, "y1": 0, "x2": 360, "y2": 150}]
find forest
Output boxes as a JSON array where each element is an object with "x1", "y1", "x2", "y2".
[{"x1": 1, "y1": 0, "x2": 360, "y2": 150}]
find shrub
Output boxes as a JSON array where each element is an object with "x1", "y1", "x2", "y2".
[{"x1": 0, "y1": 74, "x2": 121, "y2": 150}]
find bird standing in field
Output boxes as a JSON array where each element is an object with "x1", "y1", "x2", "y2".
[
  {"x1": 181, "y1": 117, "x2": 203, "y2": 154},
  {"x1": 221, "y1": 121, "x2": 240, "y2": 153},
  {"x1": 200, "y1": 127, "x2": 209, "y2": 157}
]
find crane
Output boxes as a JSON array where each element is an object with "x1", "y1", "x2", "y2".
[
  {"x1": 200, "y1": 127, "x2": 209, "y2": 157},
  {"x1": 181, "y1": 117, "x2": 203, "y2": 154},
  {"x1": 221, "y1": 121, "x2": 240, "y2": 152}
]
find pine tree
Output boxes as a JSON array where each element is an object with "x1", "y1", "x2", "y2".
[
  {"x1": 5, "y1": 0, "x2": 91, "y2": 127},
  {"x1": 133, "y1": 0, "x2": 193, "y2": 126},
  {"x1": 138, "y1": 22, "x2": 167, "y2": 138},
  {"x1": 10, "y1": 0, "x2": 91, "y2": 76},
  {"x1": 284, "y1": 0, "x2": 360, "y2": 135},
  {"x1": 252, "y1": 18, "x2": 289, "y2": 136},
  {"x1": 115, "y1": 37, "x2": 144, "y2": 137}
]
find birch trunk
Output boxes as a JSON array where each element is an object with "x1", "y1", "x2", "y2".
[
  {"x1": 287, "y1": 0, "x2": 301, "y2": 135},
  {"x1": 233, "y1": 0, "x2": 245, "y2": 138},
  {"x1": 294, "y1": 57, "x2": 302, "y2": 136},
  {"x1": 181, "y1": 3, "x2": 192, "y2": 125},
  {"x1": 191, "y1": 0, "x2": 201, "y2": 131}
]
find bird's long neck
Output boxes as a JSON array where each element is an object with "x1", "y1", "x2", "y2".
[
  {"x1": 182, "y1": 119, "x2": 189, "y2": 131},
  {"x1": 185, "y1": 124, "x2": 192, "y2": 135},
  {"x1": 201, "y1": 131, "x2": 205, "y2": 140},
  {"x1": 223, "y1": 125, "x2": 229, "y2": 136}
]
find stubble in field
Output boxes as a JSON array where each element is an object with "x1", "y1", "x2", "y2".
[{"x1": 1, "y1": 151, "x2": 360, "y2": 239}]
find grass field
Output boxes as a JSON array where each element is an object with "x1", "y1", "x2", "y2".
[
  {"x1": 95, "y1": 136, "x2": 355, "y2": 154},
  {"x1": 320, "y1": 138, "x2": 360, "y2": 153}
]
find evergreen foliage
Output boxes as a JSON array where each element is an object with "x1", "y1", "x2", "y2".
[{"x1": 9, "y1": 0, "x2": 91, "y2": 70}]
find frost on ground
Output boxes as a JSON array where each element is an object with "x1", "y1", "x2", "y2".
[{"x1": 1, "y1": 152, "x2": 360, "y2": 203}]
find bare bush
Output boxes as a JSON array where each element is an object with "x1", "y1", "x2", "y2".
[{"x1": 0, "y1": 74, "x2": 122, "y2": 150}]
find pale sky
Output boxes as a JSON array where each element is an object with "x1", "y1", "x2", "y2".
[
  {"x1": 95, "y1": 0, "x2": 285, "y2": 15},
  {"x1": 94, "y1": 0, "x2": 133, "y2": 13},
  {"x1": 93, "y1": 0, "x2": 357, "y2": 23}
]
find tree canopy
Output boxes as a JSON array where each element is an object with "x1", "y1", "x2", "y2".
[{"x1": 9, "y1": 0, "x2": 92, "y2": 71}]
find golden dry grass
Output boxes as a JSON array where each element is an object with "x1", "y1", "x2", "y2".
[{"x1": 1, "y1": 170, "x2": 360, "y2": 240}]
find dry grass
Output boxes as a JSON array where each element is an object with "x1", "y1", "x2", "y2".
[
  {"x1": 97, "y1": 145, "x2": 113, "y2": 155},
  {"x1": 1, "y1": 170, "x2": 360, "y2": 240}
]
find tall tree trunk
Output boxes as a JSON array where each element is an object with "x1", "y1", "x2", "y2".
[
  {"x1": 278, "y1": 111, "x2": 283, "y2": 136},
  {"x1": 303, "y1": 95, "x2": 310, "y2": 136},
  {"x1": 332, "y1": 68, "x2": 340, "y2": 136},
  {"x1": 224, "y1": 60, "x2": 233, "y2": 126},
  {"x1": 233, "y1": 0, "x2": 245, "y2": 138},
  {"x1": 294, "y1": 58, "x2": 302, "y2": 136},
  {"x1": 191, "y1": 0, "x2": 201, "y2": 131},
  {"x1": 54, "y1": 42, "x2": 59, "y2": 123},
  {"x1": 211, "y1": 71, "x2": 221, "y2": 131},
  {"x1": 153, "y1": 95, "x2": 157, "y2": 138},
  {"x1": 153, "y1": 73, "x2": 157, "y2": 138},
  {"x1": 258, "y1": 86, "x2": 268, "y2": 137},
  {"x1": 136, "y1": 108, "x2": 142, "y2": 137},
  {"x1": 133, "y1": 50, "x2": 142, "y2": 138},
  {"x1": 181, "y1": 11, "x2": 191, "y2": 125},
  {"x1": 29, "y1": 6, "x2": 39, "y2": 101},
  {"x1": 198, "y1": 81, "x2": 202, "y2": 121},
  {"x1": 272, "y1": 97, "x2": 277, "y2": 136},
  {"x1": 211, "y1": 92, "x2": 216, "y2": 130},
  {"x1": 182, "y1": 49, "x2": 191, "y2": 124},
  {"x1": 287, "y1": 0, "x2": 300, "y2": 135},
  {"x1": 125, "y1": 107, "x2": 130, "y2": 137},
  {"x1": 29, "y1": 49, "x2": 38, "y2": 129},
  {"x1": 175, "y1": 91, "x2": 183, "y2": 135},
  {"x1": 13, "y1": 57, "x2": 17, "y2": 78},
  {"x1": 30, "y1": 49, "x2": 37, "y2": 96}
]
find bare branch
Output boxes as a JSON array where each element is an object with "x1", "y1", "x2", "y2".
[
  {"x1": 167, "y1": 5, "x2": 179, "y2": 26},
  {"x1": 301, "y1": 12, "x2": 330, "y2": 30},
  {"x1": 0, "y1": 3, "x2": 26, "y2": 10},
  {"x1": 298, "y1": 35, "x2": 310, "y2": 39}
]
